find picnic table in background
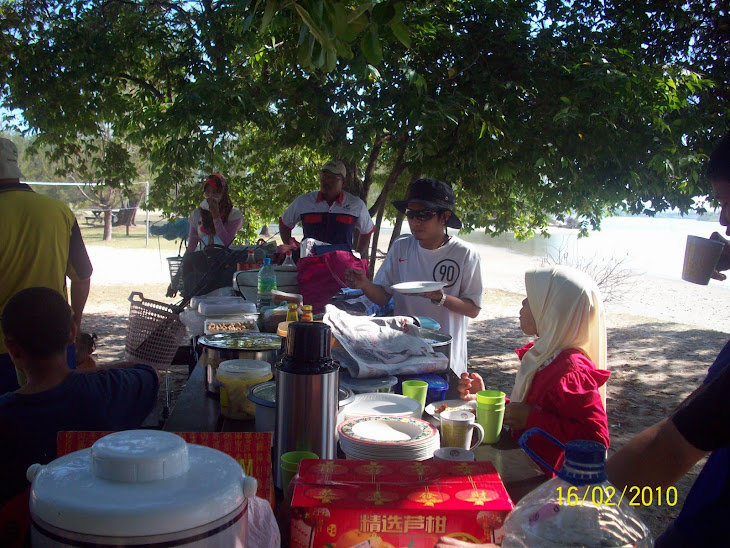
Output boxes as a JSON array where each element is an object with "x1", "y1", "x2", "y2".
[{"x1": 84, "y1": 208, "x2": 137, "y2": 227}]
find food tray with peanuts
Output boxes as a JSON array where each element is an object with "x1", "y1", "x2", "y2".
[{"x1": 204, "y1": 315, "x2": 259, "y2": 335}]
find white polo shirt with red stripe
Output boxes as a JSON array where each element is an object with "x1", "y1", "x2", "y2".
[{"x1": 279, "y1": 191, "x2": 375, "y2": 248}]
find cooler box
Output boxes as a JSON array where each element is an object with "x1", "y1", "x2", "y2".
[
  {"x1": 233, "y1": 268, "x2": 299, "y2": 302},
  {"x1": 395, "y1": 373, "x2": 449, "y2": 404},
  {"x1": 290, "y1": 459, "x2": 513, "y2": 547}
]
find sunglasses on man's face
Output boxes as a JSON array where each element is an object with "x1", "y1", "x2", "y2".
[{"x1": 405, "y1": 209, "x2": 439, "y2": 222}]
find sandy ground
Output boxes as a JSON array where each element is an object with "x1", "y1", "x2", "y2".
[{"x1": 81, "y1": 243, "x2": 730, "y2": 539}]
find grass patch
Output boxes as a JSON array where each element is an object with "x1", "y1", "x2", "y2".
[{"x1": 77, "y1": 213, "x2": 183, "y2": 252}]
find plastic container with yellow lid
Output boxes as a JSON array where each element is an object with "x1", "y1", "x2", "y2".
[{"x1": 216, "y1": 359, "x2": 273, "y2": 420}]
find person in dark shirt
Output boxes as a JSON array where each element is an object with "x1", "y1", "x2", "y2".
[
  {"x1": 606, "y1": 132, "x2": 730, "y2": 546},
  {"x1": 0, "y1": 287, "x2": 160, "y2": 508},
  {"x1": 279, "y1": 160, "x2": 375, "y2": 256}
]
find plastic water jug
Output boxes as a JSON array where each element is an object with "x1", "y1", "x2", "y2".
[
  {"x1": 257, "y1": 257, "x2": 277, "y2": 309},
  {"x1": 502, "y1": 428, "x2": 653, "y2": 547}
]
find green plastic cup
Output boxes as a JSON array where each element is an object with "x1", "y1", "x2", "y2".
[
  {"x1": 477, "y1": 404, "x2": 504, "y2": 444},
  {"x1": 476, "y1": 390, "x2": 505, "y2": 405},
  {"x1": 280, "y1": 451, "x2": 318, "y2": 494},
  {"x1": 401, "y1": 380, "x2": 428, "y2": 414},
  {"x1": 477, "y1": 404, "x2": 505, "y2": 412}
]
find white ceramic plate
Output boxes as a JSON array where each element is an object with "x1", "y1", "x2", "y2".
[
  {"x1": 343, "y1": 393, "x2": 422, "y2": 420},
  {"x1": 391, "y1": 281, "x2": 447, "y2": 294},
  {"x1": 339, "y1": 416, "x2": 437, "y2": 446},
  {"x1": 425, "y1": 399, "x2": 477, "y2": 421}
]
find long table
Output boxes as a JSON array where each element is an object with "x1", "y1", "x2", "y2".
[{"x1": 163, "y1": 363, "x2": 547, "y2": 502}]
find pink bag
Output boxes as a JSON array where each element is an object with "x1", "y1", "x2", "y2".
[{"x1": 296, "y1": 251, "x2": 369, "y2": 314}]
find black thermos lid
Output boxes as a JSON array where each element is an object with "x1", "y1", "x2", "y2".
[{"x1": 285, "y1": 321, "x2": 332, "y2": 361}]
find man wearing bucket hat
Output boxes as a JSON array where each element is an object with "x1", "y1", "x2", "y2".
[
  {"x1": 605, "y1": 132, "x2": 730, "y2": 546},
  {"x1": 279, "y1": 160, "x2": 375, "y2": 256},
  {"x1": 346, "y1": 178, "x2": 483, "y2": 385},
  {"x1": 0, "y1": 137, "x2": 93, "y2": 395}
]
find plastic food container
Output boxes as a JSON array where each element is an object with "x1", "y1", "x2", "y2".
[
  {"x1": 339, "y1": 370, "x2": 398, "y2": 394},
  {"x1": 217, "y1": 359, "x2": 272, "y2": 420},
  {"x1": 395, "y1": 373, "x2": 449, "y2": 404},
  {"x1": 198, "y1": 298, "x2": 257, "y2": 316},
  {"x1": 204, "y1": 314, "x2": 259, "y2": 335},
  {"x1": 247, "y1": 381, "x2": 354, "y2": 433}
]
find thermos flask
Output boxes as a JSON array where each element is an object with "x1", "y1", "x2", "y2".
[{"x1": 273, "y1": 321, "x2": 339, "y2": 490}]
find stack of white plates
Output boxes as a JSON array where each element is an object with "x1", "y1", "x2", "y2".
[
  {"x1": 338, "y1": 416, "x2": 440, "y2": 461},
  {"x1": 342, "y1": 393, "x2": 423, "y2": 420}
]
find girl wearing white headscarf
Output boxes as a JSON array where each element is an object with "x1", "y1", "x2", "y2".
[{"x1": 460, "y1": 265, "x2": 610, "y2": 474}]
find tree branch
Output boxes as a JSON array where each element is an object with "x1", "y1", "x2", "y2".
[{"x1": 118, "y1": 72, "x2": 164, "y2": 99}]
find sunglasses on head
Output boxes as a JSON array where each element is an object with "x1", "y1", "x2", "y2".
[{"x1": 405, "y1": 209, "x2": 439, "y2": 221}]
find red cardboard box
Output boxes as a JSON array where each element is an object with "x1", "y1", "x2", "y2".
[{"x1": 290, "y1": 459, "x2": 513, "y2": 547}]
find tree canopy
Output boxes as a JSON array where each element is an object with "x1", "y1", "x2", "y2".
[{"x1": 1, "y1": 0, "x2": 727, "y2": 247}]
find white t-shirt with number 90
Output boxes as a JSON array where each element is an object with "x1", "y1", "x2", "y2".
[{"x1": 373, "y1": 234, "x2": 484, "y2": 375}]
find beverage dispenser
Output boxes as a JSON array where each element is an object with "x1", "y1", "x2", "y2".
[{"x1": 273, "y1": 321, "x2": 339, "y2": 489}]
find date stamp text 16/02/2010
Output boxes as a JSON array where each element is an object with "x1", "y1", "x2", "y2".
[{"x1": 556, "y1": 485, "x2": 678, "y2": 507}]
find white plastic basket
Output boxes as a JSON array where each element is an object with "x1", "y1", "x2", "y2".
[{"x1": 125, "y1": 292, "x2": 187, "y2": 368}]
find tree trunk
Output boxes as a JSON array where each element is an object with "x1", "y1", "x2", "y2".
[
  {"x1": 103, "y1": 210, "x2": 113, "y2": 241},
  {"x1": 368, "y1": 140, "x2": 411, "y2": 278},
  {"x1": 388, "y1": 170, "x2": 422, "y2": 249}
]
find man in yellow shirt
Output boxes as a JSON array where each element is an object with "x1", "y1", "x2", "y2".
[{"x1": 0, "y1": 138, "x2": 93, "y2": 394}]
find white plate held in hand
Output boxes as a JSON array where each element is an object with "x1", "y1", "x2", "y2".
[{"x1": 391, "y1": 281, "x2": 447, "y2": 294}]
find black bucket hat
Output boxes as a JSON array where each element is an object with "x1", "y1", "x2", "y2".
[{"x1": 392, "y1": 178, "x2": 462, "y2": 229}]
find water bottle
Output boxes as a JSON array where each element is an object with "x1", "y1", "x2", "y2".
[
  {"x1": 257, "y1": 258, "x2": 277, "y2": 310},
  {"x1": 502, "y1": 428, "x2": 652, "y2": 547}
]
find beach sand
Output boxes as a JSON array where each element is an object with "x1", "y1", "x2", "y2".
[{"x1": 82, "y1": 244, "x2": 730, "y2": 538}]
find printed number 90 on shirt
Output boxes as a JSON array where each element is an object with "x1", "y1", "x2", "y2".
[{"x1": 556, "y1": 485, "x2": 677, "y2": 507}]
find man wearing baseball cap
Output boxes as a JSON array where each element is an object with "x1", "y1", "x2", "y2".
[
  {"x1": 0, "y1": 137, "x2": 93, "y2": 394},
  {"x1": 279, "y1": 160, "x2": 375, "y2": 256},
  {"x1": 346, "y1": 178, "x2": 483, "y2": 385}
]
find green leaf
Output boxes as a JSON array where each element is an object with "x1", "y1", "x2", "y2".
[
  {"x1": 392, "y1": 2, "x2": 405, "y2": 19},
  {"x1": 367, "y1": 64, "x2": 381, "y2": 81},
  {"x1": 242, "y1": 14, "x2": 254, "y2": 33},
  {"x1": 372, "y1": 1, "x2": 396, "y2": 24},
  {"x1": 344, "y1": 15, "x2": 369, "y2": 41},
  {"x1": 331, "y1": 2, "x2": 347, "y2": 36},
  {"x1": 294, "y1": 4, "x2": 333, "y2": 50},
  {"x1": 324, "y1": 48, "x2": 337, "y2": 72},
  {"x1": 360, "y1": 24, "x2": 382, "y2": 65},
  {"x1": 297, "y1": 37, "x2": 313, "y2": 67},
  {"x1": 346, "y1": 1, "x2": 373, "y2": 24},
  {"x1": 312, "y1": 40, "x2": 325, "y2": 68},
  {"x1": 260, "y1": 0, "x2": 277, "y2": 32},
  {"x1": 389, "y1": 20, "x2": 411, "y2": 49},
  {"x1": 334, "y1": 38, "x2": 354, "y2": 60}
]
